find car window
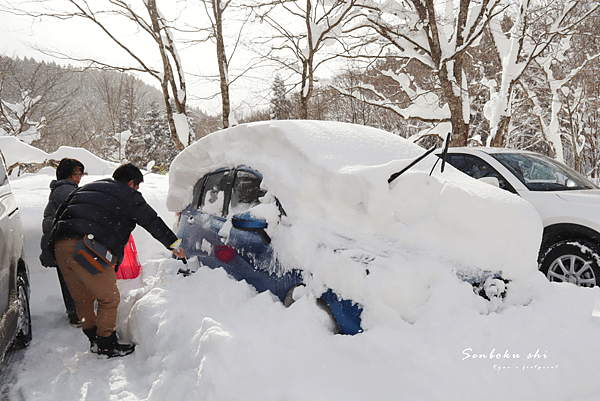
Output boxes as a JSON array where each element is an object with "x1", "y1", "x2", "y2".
[
  {"x1": 447, "y1": 154, "x2": 517, "y2": 193},
  {"x1": 230, "y1": 170, "x2": 266, "y2": 214},
  {"x1": 199, "y1": 170, "x2": 231, "y2": 216},
  {"x1": 491, "y1": 153, "x2": 597, "y2": 191}
]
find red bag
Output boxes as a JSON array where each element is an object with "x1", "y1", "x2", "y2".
[{"x1": 117, "y1": 235, "x2": 142, "y2": 280}]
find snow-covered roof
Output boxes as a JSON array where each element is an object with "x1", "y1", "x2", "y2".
[{"x1": 167, "y1": 120, "x2": 427, "y2": 212}]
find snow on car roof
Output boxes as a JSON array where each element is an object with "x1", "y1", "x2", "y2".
[
  {"x1": 167, "y1": 120, "x2": 425, "y2": 212},
  {"x1": 168, "y1": 120, "x2": 544, "y2": 319}
]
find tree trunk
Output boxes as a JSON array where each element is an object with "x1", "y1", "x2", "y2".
[
  {"x1": 490, "y1": 115, "x2": 511, "y2": 147},
  {"x1": 147, "y1": 0, "x2": 187, "y2": 151},
  {"x1": 161, "y1": 79, "x2": 185, "y2": 151},
  {"x1": 439, "y1": 64, "x2": 469, "y2": 147},
  {"x1": 213, "y1": 0, "x2": 231, "y2": 128},
  {"x1": 300, "y1": 59, "x2": 312, "y2": 120}
]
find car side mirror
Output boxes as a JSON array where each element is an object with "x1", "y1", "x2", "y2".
[
  {"x1": 478, "y1": 177, "x2": 500, "y2": 188},
  {"x1": 232, "y1": 213, "x2": 271, "y2": 244}
]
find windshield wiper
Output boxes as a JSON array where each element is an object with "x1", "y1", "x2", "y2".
[{"x1": 388, "y1": 133, "x2": 451, "y2": 184}]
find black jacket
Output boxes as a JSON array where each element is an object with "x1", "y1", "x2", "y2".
[
  {"x1": 50, "y1": 178, "x2": 177, "y2": 269},
  {"x1": 40, "y1": 179, "x2": 78, "y2": 267}
]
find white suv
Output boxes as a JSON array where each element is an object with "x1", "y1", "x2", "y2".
[
  {"x1": 443, "y1": 147, "x2": 600, "y2": 287},
  {"x1": 0, "y1": 151, "x2": 31, "y2": 363}
]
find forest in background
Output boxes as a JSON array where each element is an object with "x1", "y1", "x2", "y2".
[
  {"x1": 0, "y1": 56, "x2": 223, "y2": 172},
  {"x1": 0, "y1": 0, "x2": 599, "y2": 176},
  {"x1": 0, "y1": 55, "x2": 420, "y2": 171}
]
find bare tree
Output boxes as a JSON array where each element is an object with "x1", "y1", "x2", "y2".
[
  {"x1": 6, "y1": 0, "x2": 191, "y2": 150},
  {"x1": 193, "y1": 0, "x2": 252, "y2": 128},
  {"x1": 92, "y1": 71, "x2": 156, "y2": 162},
  {"x1": 520, "y1": 44, "x2": 600, "y2": 162},
  {"x1": 251, "y1": 0, "x2": 365, "y2": 119},
  {"x1": 485, "y1": 0, "x2": 600, "y2": 149},
  {"x1": 0, "y1": 56, "x2": 78, "y2": 145},
  {"x1": 361, "y1": 0, "x2": 503, "y2": 146},
  {"x1": 211, "y1": 0, "x2": 232, "y2": 128}
]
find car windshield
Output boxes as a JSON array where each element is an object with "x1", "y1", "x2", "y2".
[{"x1": 491, "y1": 152, "x2": 598, "y2": 191}]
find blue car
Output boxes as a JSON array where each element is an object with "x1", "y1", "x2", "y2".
[
  {"x1": 168, "y1": 121, "x2": 529, "y2": 334},
  {"x1": 175, "y1": 165, "x2": 363, "y2": 334}
]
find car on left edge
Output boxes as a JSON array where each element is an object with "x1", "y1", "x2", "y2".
[{"x1": 0, "y1": 150, "x2": 32, "y2": 363}]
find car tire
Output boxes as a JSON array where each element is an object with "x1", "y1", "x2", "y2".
[
  {"x1": 539, "y1": 240, "x2": 600, "y2": 288},
  {"x1": 283, "y1": 284, "x2": 305, "y2": 307},
  {"x1": 12, "y1": 274, "x2": 32, "y2": 349},
  {"x1": 283, "y1": 284, "x2": 340, "y2": 333}
]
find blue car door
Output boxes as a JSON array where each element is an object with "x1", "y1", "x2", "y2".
[
  {"x1": 225, "y1": 168, "x2": 291, "y2": 300},
  {"x1": 178, "y1": 168, "x2": 232, "y2": 269},
  {"x1": 178, "y1": 166, "x2": 303, "y2": 302},
  {"x1": 178, "y1": 166, "x2": 360, "y2": 332}
]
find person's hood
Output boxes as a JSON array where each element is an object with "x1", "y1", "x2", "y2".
[{"x1": 50, "y1": 179, "x2": 78, "y2": 190}]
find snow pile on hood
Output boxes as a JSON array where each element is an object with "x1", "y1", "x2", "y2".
[{"x1": 168, "y1": 120, "x2": 544, "y2": 323}]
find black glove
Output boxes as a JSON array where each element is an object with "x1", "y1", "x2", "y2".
[{"x1": 39, "y1": 251, "x2": 57, "y2": 268}]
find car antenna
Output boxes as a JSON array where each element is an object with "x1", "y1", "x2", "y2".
[{"x1": 428, "y1": 133, "x2": 452, "y2": 176}]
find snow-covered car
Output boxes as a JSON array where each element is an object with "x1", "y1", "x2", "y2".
[
  {"x1": 0, "y1": 151, "x2": 31, "y2": 363},
  {"x1": 167, "y1": 121, "x2": 542, "y2": 334},
  {"x1": 443, "y1": 147, "x2": 600, "y2": 288}
]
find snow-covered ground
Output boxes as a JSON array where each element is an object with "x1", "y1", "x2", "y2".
[{"x1": 2, "y1": 132, "x2": 600, "y2": 400}]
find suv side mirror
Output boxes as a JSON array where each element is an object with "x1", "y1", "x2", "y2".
[{"x1": 478, "y1": 177, "x2": 500, "y2": 187}]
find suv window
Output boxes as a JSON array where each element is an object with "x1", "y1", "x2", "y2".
[
  {"x1": 491, "y1": 153, "x2": 597, "y2": 191},
  {"x1": 230, "y1": 170, "x2": 266, "y2": 214},
  {"x1": 447, "y1": 154, "x2": 516, "y2": 193},
  {"x1": 198, "y1": 170, "x2": 231, "y2": 216}
]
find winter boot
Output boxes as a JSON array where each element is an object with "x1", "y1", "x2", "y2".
[
  {"x1": 82, "y1": 326, "x2": 98, "y2": 353},
  {"x1": 96, "y1": 331, "x2": 135, "y2": 358}
]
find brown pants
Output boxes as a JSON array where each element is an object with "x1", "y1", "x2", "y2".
[{"x1": 54, "y1": 238, "x2": 120, "y2": 337}]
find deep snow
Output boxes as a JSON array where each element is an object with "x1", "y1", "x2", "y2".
[{"x1": 2, "y1": 131, "x2": 600, "y2": 400}]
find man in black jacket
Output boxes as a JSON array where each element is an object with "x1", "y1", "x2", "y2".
[{"x1": 51, "y1": 163, "x2": 185, "y2": 358}]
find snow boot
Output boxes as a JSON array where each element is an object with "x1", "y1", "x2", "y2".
[
  {"x1": 82, "y1": 326, "x2": 98, "y2": 353},
  {"x1": 96, "y1": 331, "x2": 135, "y2": 358}
]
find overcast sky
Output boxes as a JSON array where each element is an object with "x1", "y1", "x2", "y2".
[{"x1": 0, "y1": 3, "x2": 272, "y2": 117}]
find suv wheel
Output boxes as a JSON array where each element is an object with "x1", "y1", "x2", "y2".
[
  {"x1": 12, "y1": 274, "x2": 32, "y2": 349},
  {"x1": 540, "y1": 241, "x2": 600, "y2": 287}
]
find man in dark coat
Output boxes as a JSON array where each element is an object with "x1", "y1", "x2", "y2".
[
  {"x1": 40, "y1": 158, "x2": 84, "y2": 325},
  {"x1": 50, "y1": 163, "x2": 185, "y2": 358}
]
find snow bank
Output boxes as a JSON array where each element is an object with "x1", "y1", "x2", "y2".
[
  {"x1": 0, "y1": 136, "x2": 118, "y2": 176},
  {"x1": 6, "y1": 157, "x2": 600, "y2": 401}
]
